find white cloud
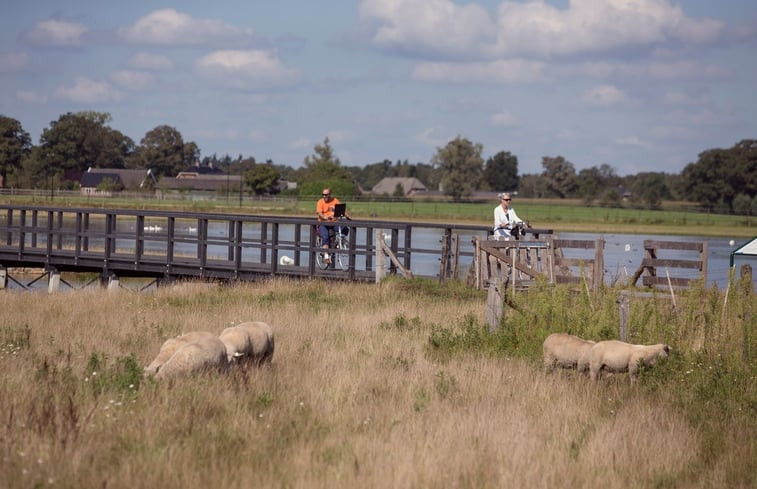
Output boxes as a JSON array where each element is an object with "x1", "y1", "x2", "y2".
[
  {"x1": 412, "y1": 59, "x2": 545, "y2": 84},
  {"x1": 16, "y1": 90, "x2": 48, "y2": 104},
  {"x1": 558, "y1": 59, "x2": 730, "y2": 81},
  {"x1": 119, "y1": 9, "x2": 255, "y2": 46},
  {"x1": 645, "y1": 60, "x2": 729, "y2": 80},
  {"x1": 127, "y1": 52, "x2": 174, "y2": 71},
  {"x1": 25, "y1": 19, "x2": 88, "y2": 47},
  {"x1": 0, "y1": 52, "x2": 29, "y2": 73},
  {"x1": 662, "y1": 91, "x2": 709, "y2": 106},
  {"x1": 55, "y1": 77, "x2": 121, "y2": 103},
  {"x1": 493, "y1": 0, "x2": 725, "y2": 57},
  {"x1": 359, "y1": 0, "x2": 495, "y2": 58},
  {"x1": 247, "y1": 130, "x2": 266, "y2": 143},
  {"x1": 582, "y1": 84, "x2": 628, "y2": 106},
  {"x1": 358, "y1": 0, "x2": 725, "y2": 59},
  {"x1": 195, "y1": 50, "x2": 300, "y2": 89},
  {"x1": 415, "y1": 127, "x2": 447, "y2": 148},
  {"x1": 326, "y1": 130, "x2": 351, "y2": 144},
  {"x1": 110, "y1": 71, "x2": 154, "y2": 90},
  {"x1": 291, "y1": 137, "x2": 311, "y2": 150},
  {"x1": 651, "y1": 125, "x2": 697, "y2": 141},
  {"x1": 615, "y1": 135, "x2": 654, "y2": 149},
  {"x1": 489, "y1": 111, "x2": 516, "y2": 127}
]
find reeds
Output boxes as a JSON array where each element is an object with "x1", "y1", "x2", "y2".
[{"x1": 0, "y1": 276, "x2": 754, "y2": 488}]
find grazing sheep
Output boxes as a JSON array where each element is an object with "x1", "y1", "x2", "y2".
[
  {"x1": 233, "y1": 321, "x2": 275, "y2": 366},
  {"x1": 145, "y1": 331, "x2": 216, "y2": 376},
  {"x1": 588, "y1": 340, "x2": 670, "y2": 383},
  {"x1": 543, "y1": 333, "x2": 596, "y2": 373},
  {"x1": 153, "y1": 335, "x2": 229, "y2": 380},
  {"x1": 219, "y1": 326, "x2": 254, "y2": 363}
]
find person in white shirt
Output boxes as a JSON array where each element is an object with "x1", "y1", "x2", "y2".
[{"x1": 493, "y1": 192, "x2": 524, "y2": 240}]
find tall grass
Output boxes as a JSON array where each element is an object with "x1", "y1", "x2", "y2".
[{"x1": 0, "y1": 277, "x2": 754, "y2": 488}]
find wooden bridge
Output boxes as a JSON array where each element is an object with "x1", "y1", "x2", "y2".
[{"x1": 0, "y1": 204, "x2": 493, "y2": 289}]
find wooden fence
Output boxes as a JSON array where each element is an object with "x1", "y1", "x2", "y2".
[{"x1": 630, "y1": 239, "x2": 708, "y2": 288}]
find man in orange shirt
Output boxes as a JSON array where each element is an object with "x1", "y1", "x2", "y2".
[{"x1": 316, "y1": 188, "x2": 350, "y2": 264}]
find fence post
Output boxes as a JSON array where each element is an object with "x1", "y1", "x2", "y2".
[
  {"x1": 486, "y1": 279, "x2": 505, "y2": 332},
  {"x1": 741, "y1": 264, "x2": 753, "y2": 362},
  {"x1": 375, "y1": 230, "x2": 386, "y2": 283},
  {"x1": 48, "y1": 269, "x2": 60, "y2": 294},
  {"x1": 0, "y1": 266, "x2": 7, "y2": 289},
  {"x1": 594, "y1": 238, "x2": 605, "y2": 290},
  {"x1": 618, "y1": 291, "x2": 630, "y2": 342}
]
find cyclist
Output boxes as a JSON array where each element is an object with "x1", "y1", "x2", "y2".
[
  {"x1": 493, "y1": 192, "x2": 527, "y2": 240},
  {"x1": 316, "y1": 188, "x2": 351, "y2": 264}
]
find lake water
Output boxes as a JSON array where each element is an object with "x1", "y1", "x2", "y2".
[{"x1": 2, "y1": 223, "x2": 753, "y2": 291}]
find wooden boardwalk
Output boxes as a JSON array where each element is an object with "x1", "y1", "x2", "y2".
[{"x1": 0, "y1": 204, "x2": 491, "y2": 288}]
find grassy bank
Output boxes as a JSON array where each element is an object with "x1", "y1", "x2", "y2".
[
  {"x1": 1, "y1": 277, "x2": 755, "y2": 488},
  {"x1": 2, "y1": 193, "x2": 753, "y2": 238}
]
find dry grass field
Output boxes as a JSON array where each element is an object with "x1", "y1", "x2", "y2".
[{"x1": 1, "y1": 276, "x2": 755, "y2": 488}]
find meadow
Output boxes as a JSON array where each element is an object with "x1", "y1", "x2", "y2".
[
  {"x1": 1, "y1": 276, "x2": 755, "y2": 488},
  {"x1": 3, "y1": 192, "x2": 753, "y2": 238}
]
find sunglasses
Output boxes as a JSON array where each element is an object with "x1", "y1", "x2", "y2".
[
  {"x1": 322, "y1": 193, "x2": 331, "y2": 197},
  {"x1": 502, "y1": 198, "x2": 511, "y2": 201}
]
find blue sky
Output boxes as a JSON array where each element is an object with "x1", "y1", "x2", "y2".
[{"x1": 1, "y1": 0, "x2": 755, "y2": 176}]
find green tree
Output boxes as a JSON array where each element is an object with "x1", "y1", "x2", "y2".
[
  {"x1": 576, "y1": 167, "x2": 603, "y2": 203},
  {"x1": 577, "y1": 164, "x2": 620, "y2": 203},
  {"x1": 36, "y1": 112, "x2": 134, "y2": 185},
  {"x1": 130, "y1": 125, "x2": 189, "y2": 178},
  {"x1": 96, "y1": 177, "x2": 124, "y2": 192},
  {"x1": 516, "y1": 174, "x2": 547, "y2": 198},
  {"x1": 432, "y1": 136, "x2": 484, "y2": 200},
  {"x1": 540, "y1": 156, "x2": 577, "y2": 198},
  {"x1": 680, "y1": 139, "x2": 757, "y2": 212},
  {"x1": 244, "y1": 163, "x2": 280, "y2": 195},
  {"x1": 628, "y1": 172, "x2": 671, "y2": 209},
  {"x1": 299, "y1": 137, "x2": 356, "y2": 196},
  {"x1": 183, "y1": 141, "x2": 200, "y2": 167},
  {"x1": 0, "y1": 115, "x2": 32, "y2": 187},
  {"x1": 732, "y1": 193, "x2": 753, "y2": 216},
  {"x1": 482, "y1": 151, "x2": 519, "y2": 192}
]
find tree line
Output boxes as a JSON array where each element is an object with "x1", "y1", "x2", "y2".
[{"x1": 1, "y1": 112, "x2": 755, "y2": 214}]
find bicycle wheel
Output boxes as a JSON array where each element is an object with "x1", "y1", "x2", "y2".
[
  {"x1": 334, "y1": 234, "x2": 349, "y2": 271},
  {"x1": 315, "y1": 235, "x2": 329, "y2": 270}
]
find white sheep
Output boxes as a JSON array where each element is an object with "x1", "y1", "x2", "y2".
[
  {"x1": 587, "y1": 340, "x2": 670, "y2": 383},
  {"x1": 219, "y1": 326, "x2": 253, "y2": 363},
  {"x1": 153, "y1": 335, "x2": 229, "y2": 380},
  {"x1": 226, "y1": 321, "x2": 275, "y2": 366},
  {"x1": 144, "y1": 331, "x2": 216, "y2": 376},
  {"x1": 543, "y1": 333, "x2": 596, "y2": 373}
]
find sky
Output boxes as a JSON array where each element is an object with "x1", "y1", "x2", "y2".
[{"x1": 1, "y1": 0, "x2": 756, "y2": 176}]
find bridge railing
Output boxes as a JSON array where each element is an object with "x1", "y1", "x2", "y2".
[{"x1": 0, "y1": 204, "x2": 492, "y2": 283}]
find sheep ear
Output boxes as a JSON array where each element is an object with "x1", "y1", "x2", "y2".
[{"x1": 664, "y1": 345, "x2": 670, "y2": 354}]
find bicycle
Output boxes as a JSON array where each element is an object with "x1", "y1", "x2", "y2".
[{"x1": 315, "y1": 217, "x2": 350, "y2": 271}]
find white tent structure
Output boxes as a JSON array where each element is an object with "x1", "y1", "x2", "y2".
[{"x1": 730, "y1": 236, "x2": 757, "y2": 268}]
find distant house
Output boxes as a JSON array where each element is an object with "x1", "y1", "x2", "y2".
[
  {"x1": 80, "y1": 168, "x2": 155, "y2": 196},
  {"x1": 371, "y1": 177, "x2": 428, "y2": 196},
  {"x1": 175, "y1": 162, "x2": 225, "y2": 179},
  {"x1": 159, "y1": 174, "x2": 241, "y2": 193}
]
